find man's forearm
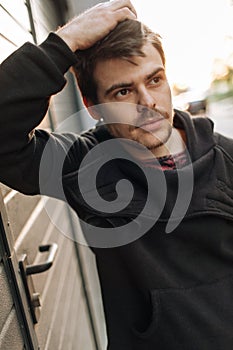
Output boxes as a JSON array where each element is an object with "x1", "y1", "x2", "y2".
[
  {"x1": 0, "y1": 33, "x2": 78, "y2": 194},
  {"x1": 0, "y1": 33, "x2": 77, "y2": 155}
]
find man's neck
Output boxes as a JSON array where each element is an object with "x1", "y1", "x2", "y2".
[
  {"x1": 151, "y1": 128, "x2": 187, "y2": 158},
  {"x1": 117, "y1": 128, "x2": 187, "y2": 162}
]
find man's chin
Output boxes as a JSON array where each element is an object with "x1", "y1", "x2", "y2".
[
  {"x1": 106, "y1": 123, "x2": 172, "y2": 152},
  {"x1": 134, "y1": 127, "x2": 172, "y2": 148}
]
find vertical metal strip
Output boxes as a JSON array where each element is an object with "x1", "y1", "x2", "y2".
[
  {"x1": 0, "y1": 213, "x2": 38, "y2": 350},
  {"x1": 25, "y1": 0, "x2": 37, "y2": 44}
]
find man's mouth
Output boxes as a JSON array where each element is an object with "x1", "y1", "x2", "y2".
[{"x1": 137, "y1": 117, "x2": 164, "y2": 132}]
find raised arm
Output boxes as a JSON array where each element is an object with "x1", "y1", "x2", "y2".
[{"x1": 0, "y1": 0, "x2": 137, "y2": 195}]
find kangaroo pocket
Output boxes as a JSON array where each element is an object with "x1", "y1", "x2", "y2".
[{"x1": 132, "y1": 274, "x2": 233, "y2": 350}]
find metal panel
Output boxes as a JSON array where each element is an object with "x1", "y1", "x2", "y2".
[
  {"x1": 78, "y1": 245, "x2": 108, "y2": 349},
  {"x1": 29, "y1": 0, "x2": 66, "y2": 43},
  {"x1": 0, "y1": 195, "x2": 39, "y2": 349},
  {"x1": 0, "y1": 0, "x2": 31, "y2": 30},
  {"x1": 0, "y1": 264, "x2": 14, "y2": 332},
  {"x1": 14, "y1": 200, "x2": 56, "y2": 263},
  {"x1": 0, "y1": 1, "x2": 33, "y2": 62},
  {"x1": 4, "y1": 191, "x2": 41, "y2": 242},
  {"x1": 0, "y1": 309, "x2": 24, "y2": 350},
  {"x1": 37, "y1": 238, "x2": 84, "y2": 349},
  {"x1": 0, "y1": 184, "x2": 12, "y2": 198},
  {"x1": 0, "y1": 6, "x2": 32, "y2": 46},
  {"x1": 0, "y1": 34, "x2": 17, "y2": 63}
]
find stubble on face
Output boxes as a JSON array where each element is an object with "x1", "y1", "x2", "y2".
[
  {"x1": 106, "y1": 107, "x2": 173, "y2": 154},
  {"x1": 92, "y1": 42, "x2": 174, "y2": 156}
]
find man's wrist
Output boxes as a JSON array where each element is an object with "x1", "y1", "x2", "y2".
[
  {"x1": 56, "y1": 28, "x2": 79, "y2": 52},
  {"x1": 39, "y1": 32, "x2": 78, "y2": 74}
]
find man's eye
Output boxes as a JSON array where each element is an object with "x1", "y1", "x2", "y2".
[
  {"x1": 116, "y1": 89, "x2": 130, "y2": 97},
  {"x1": 151, "y1": 77, "x2": 161, "y2": 84}
]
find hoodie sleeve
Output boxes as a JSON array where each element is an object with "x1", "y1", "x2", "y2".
[{"x1": 0, "y1": 33, "x2": 79, "y2": 195}]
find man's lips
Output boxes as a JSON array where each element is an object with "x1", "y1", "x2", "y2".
[{"x1": 137, "y1": 117, "x2": 164, "y2": 131}]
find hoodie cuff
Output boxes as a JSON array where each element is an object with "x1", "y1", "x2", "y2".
[{"x1": 39, "y1": 32, "x2": 78, "y2": 74}]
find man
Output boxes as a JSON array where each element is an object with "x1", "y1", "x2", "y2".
[{"x1": 1, "y1": 0, "x2": 233, "y2": 349}]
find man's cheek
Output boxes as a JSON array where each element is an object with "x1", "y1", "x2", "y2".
[{"x1": 108, "y1": 103, "x2": 137, "y2": 124}]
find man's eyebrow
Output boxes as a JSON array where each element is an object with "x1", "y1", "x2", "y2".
[
  {"x1": 105, "y1": 82, "x2": 134, "y2": 97},
  {"x1": 104, "y1": 67, "x2": 165, "y2": 97},
  {"x1": 146, "y1": 67, "x2": 165, "y2": 81}
]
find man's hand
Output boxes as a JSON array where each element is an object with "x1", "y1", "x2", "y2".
[{"x1": 56, "y1": 0, "x2": 137, "y2": 52}]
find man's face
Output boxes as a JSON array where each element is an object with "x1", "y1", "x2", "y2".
[{"x1": 92, "y1": 43, "x2": 174, "y2": 155}]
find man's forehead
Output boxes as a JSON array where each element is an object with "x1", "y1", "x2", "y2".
[
  {"x1": 96, "y1": 42, "x2": 162, "y2": 68},
  {"x1": 94, "y1": 43, "x2": 164, "y2": 90}
]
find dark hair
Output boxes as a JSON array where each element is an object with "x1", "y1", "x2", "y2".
[{"x1": 73, "y1": 19, "x2": 165, "y2": 103}]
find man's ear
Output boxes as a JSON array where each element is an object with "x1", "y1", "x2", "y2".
[{"x1": 82, "y1": 96, "x2": 100, "y2": 121}]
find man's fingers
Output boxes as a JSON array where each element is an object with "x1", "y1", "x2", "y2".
[
  {"x1": 109, "y1": 0, "x2": 137, "y2": 18},
  {"x1": 115, "y1": 7, "x2": 137, "y2": 21},
  {"x1": 56, "y1": 0, "x2": 138, "y2": 51}
]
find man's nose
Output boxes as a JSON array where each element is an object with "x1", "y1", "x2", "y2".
[{"x1": 137, "y1": 88, "x2": 156, "y2": 111}]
